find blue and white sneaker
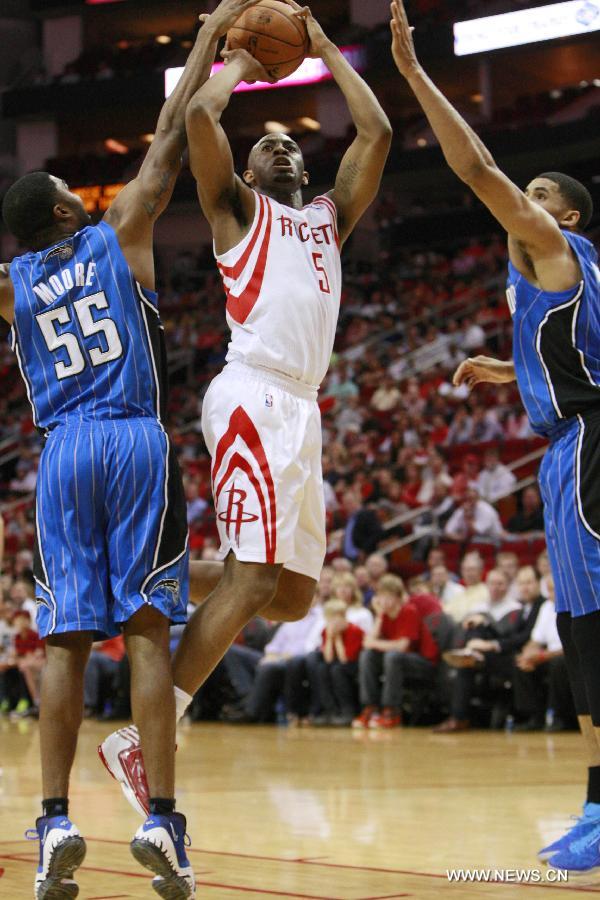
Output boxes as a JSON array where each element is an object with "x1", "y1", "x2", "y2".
[
  {"x1": 539, "y1": 803, "x2": 600, "y2": 861},
  {"x1": 27, "y1": 815, "x2": 86, "y2": 899},
  {"x1": 547, "y1": 815, "x2": 600, "y2": 875},
  {"x1": 130, "y1": 812, "x2": 195, "y2": 899}
]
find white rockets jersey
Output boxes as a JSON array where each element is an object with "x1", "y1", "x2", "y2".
[{"x1": 216, "y1": 191, "x2": 342, "y2": 389}]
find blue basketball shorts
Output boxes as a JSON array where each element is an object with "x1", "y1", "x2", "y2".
[
  {"x1": 538, "y1": 410, "x2": 600, "y2": 617},
  {"x1": 33, "y1": 418, "x2": 189, "y2": 638}
]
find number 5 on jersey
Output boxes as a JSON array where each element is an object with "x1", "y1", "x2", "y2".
[
  {"x1": 312, "y1": 253, "x2": 331, "y2": 295},
  {"x1": 36, "y1": 290, "x2": 123, "y2": 380}
]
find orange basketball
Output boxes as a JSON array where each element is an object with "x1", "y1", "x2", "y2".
[{"x1": 227, "y1": 0, "x2": 309, "y2": 81}]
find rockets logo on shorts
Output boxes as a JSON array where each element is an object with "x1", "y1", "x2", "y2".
[{"x1": 218, "y1": 483, "x2": 260, "y2": 545}]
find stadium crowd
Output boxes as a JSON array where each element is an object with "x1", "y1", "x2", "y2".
[
  {"x1": 0, "y1": 221, "x2": 573, "y2": 728},
  {"x1": 0, "y1": 544, "x2": 574, "y2": 733}
]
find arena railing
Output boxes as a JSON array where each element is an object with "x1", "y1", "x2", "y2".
[{"x1": 378, "y1": 445, "x2": 547, "y2": 558}]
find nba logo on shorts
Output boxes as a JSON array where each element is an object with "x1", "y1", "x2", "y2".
[{"x1": 265, "y1": 393, "x2": 273, "y2": 408}]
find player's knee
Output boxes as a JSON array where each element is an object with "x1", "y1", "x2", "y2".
[
  {"x1": 45, "y1": 631, "x2": 93, "y2": 668},
  {"x1": 264, "y1": 578, "x2": 316, "y2": 622},
  {"x1": 220, "y1": 556, "x2": 282, "y2": 613},
  {"x1": 269, "y1": 596, "x2": 312, "y2": 622},
  {"x1": 189, "y1": 560, "x2": 224, "y2": 604}
]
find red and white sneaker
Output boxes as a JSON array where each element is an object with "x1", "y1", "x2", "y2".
[
  {"x1": 98, "y1": 725, "x2": 150, "y2": 818},
  {"x1": 352, "y1": 706, "x2": 378, "y2": 729},
  {"x1": 369, "y1": 707, "x2": 403, "y2": 729}
]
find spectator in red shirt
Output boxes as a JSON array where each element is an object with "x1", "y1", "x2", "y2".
[
  {"x1": 311, "y1": 599, "x2": 364, "y2": 726},
  {"x1": 353, "y1": 575, "x2": 438, "y2": 730},
  {"x1": 12, "y1": 610, "x2": 45, "y2": 715}
]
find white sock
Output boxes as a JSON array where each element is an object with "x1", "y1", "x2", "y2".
[{"x1": 174, "y1": 686, "x2": 193, "y2": 722}]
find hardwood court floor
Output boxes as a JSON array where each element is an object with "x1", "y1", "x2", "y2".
[{"x1": 0, "y1": 718, "x2": 597, "y2": 898}]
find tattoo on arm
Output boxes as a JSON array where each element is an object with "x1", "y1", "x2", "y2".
[
  {"x1": 143, "y1": 168, "x2": 174, "y2": 218},
  {"x1": 336, "y1": 158, "x2": 364, "y2": 200}
]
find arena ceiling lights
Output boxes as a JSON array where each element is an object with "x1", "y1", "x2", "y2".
[
  {"x1": 165, "y1": 46, "x2": 366, "y2": 98},
  {"x1": 454, "y1": 0, "x2": 600, "y2": 56}
]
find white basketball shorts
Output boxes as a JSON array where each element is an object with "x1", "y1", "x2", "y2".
[{"x1": 201, "y1": 361, "x2": 326, "y2": 581}]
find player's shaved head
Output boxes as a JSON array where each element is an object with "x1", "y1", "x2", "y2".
[
  {"x1": 244, "y1": 132, "x2": 308, "y2": 197},
  {"x1": 527, "y1": 173, "x2": 593, "y2": 232},
  {"x1": 248, "y1": 133, "x2": 303, "y2": 168}
]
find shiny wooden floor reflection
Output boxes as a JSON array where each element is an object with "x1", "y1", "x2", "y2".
[{"x1": 0, "y1": 719, "x2": 596, "y2": 898}]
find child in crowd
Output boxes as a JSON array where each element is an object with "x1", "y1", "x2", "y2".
[{"x1": 311, "y1": 599, "x2": 364, "y2": 726}]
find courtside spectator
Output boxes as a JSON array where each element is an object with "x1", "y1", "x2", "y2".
[
  {"x1": 513, "y1": 577, "x2": 575, "y2": 732},
  {"x1": 9, "y1": 577, "x2": 37, "y2": 620},
  {"x1": 436, "y1": 567, "x2": 545, "y2": 732},
  {"x1": 445, "y1": 552, "x2": 490, "y2": 622},
  {"x1": 11, "y1": 609, "x2": 44, "y2": 717},
  {"x1": 311, "y1": 599, "x2": 364, "y2": 726},
  {"x1": 429, "y1": 564, "x2": 466, "y2": 608},
  {"x1": 225, "y1": 601, "x2": 324, "y2": 724},
  {"x1": 353, "y1": 575, "x2": 439, "y2": 730},
  {"x1": 331, "y1": 573, "x2": 374, "y2": 633},
  {"x1": 496, "y1": 551, "x2": 520, "y2": 602},
  {"x1": 536, "y1": 550, "x2": 552, "y2": 599}
]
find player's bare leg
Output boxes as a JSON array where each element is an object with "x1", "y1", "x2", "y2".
[
  {"x1": 124, "y1": 605, "x2": 195, "y2": 897},
  {"x1": 34, "y1": 632, "x2": 92, "y2": 899},
  {"x1": 40, "y1": 632, "x2": 93, "y2": 798},
  {"x1": 580, "y1": 717, "x2": 600, "y2": 765},
  {"x1": 188, "y1": 560, "x2": 316, "y2": 622},
  {"x1": 173, "y1": 554, "x2": 282, "y2": 697},
  {"x1": 124, "y1": 605, "x2": 176, "y2": 799},
  {"x1": 189, "y1": 560, "x2": 224, "y2": 605}
]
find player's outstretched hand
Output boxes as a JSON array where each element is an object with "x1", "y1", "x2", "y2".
[
  {"x1": 290, "y1": 5, "x2": 333, "y2": 58},
  {"x1": 453, "y1": 355, "x2": 516, "y2": 389},
  {"x1": 221, "y1": 47, "x2": 277, "y2": 84},
  {"x1": 390, "y1": 0, "x2": 420, "y2": 78},
  {"x1": 199, "y1": 0, "x2": 268, "y2": 38}
]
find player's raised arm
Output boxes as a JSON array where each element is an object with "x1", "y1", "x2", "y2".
[
  {"x1": 390, "y1": 1, "x2": 573, "y2": 272},
  {"x1": 104, "y1": 0, "x2": 263, "y2": 285},
  {"x1": 185, "y1": 49, "x2": 274, "y2": 252},
  {"x1": 295, "y1": 8, "x2": 392, "y2": 245}
]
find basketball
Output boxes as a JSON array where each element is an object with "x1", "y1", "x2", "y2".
[{"x1": 227, "y1": 0, "x2": 309, "y2": 81}]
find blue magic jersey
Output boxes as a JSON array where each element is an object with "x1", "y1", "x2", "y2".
[
  {"x1": 508, "y1": 231, "x2": 600, "y2": 437},
  {"x1": 9, "y1": 221, "x2": 167, "y2": 430}
]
